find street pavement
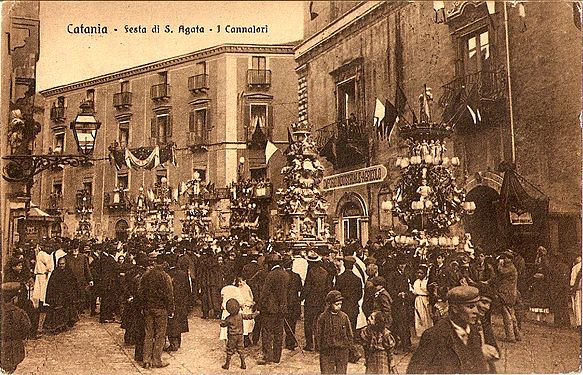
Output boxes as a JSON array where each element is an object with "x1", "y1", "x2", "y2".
[{"x1": 16, "y1": 308, "x2": 582, "y2": 374}]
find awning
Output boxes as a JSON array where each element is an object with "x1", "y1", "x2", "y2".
[{"x1": 26, "y1": 205, "x2": 60, "y2": 222}]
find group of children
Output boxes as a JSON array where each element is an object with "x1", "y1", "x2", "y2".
[{"x1": 219, "y1": 290, "x2": 396, "y2": 373}]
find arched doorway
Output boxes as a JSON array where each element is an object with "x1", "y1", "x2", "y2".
[
  {"x1": 336, "y1": 192, "x2": 368, "y2": 246},
  {"x1": 115, "y1": 219, "x2": 129, "y2": 242},
  {"x1": 463, "y1": 185, "x2": 504, "y2": 254}
]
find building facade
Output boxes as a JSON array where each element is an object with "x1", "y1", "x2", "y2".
[
  {"x1": 1, "y1": 1, "x2": 43, "y2": 264},
  {"x1": 295, "y1": 1, "x2": 581, "y2": 260},
  {"x1": 38, "y1": 44, "x2": 297, "y2": 241}
]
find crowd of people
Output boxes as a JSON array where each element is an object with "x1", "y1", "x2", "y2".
[{"x1": 1, "y1": 234, "x2": 581, "y2": 373}]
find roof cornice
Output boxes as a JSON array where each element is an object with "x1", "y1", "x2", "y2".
[{"x1": 40, "y1": 43, "x2": 295, "y2": 97}]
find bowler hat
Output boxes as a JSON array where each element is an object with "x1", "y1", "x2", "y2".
[
  {"x1": 447, "y1": 286, "x2": 481, "y2": 304},
  {"x1": 325, "y1": 290, "x2": 344, "y2": 304},
  {"x1": 343, "y1": 256, "x2": 356, "y2": 266},
  {"x1": 307, "y1": 254, "x2": 322, "y2": 262},
  {"x1": 370, "y1": 276, "x2": 386, "y2": 287}
]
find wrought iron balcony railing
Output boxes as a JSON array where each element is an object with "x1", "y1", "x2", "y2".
[
  {"x1": 188, "y1": 74, "x2": 209, "y2": 92},
  {"x1": 48, "y1": 193, "x2": 63, "y2": 211},
  {"x1": 50, "y1": 106, "x2": 66, "y2": 122},
  {"x1": 187, "y1": 131, "x2": 208, "y2": 151},
  {"x1": 113, "y1": 92, "x2": 133, "y2": 108},
  {"x1": 247, "y1": 69, "x2": 272, "y2": 87},
  {"x1": 439, "y1": 68, "x2": 507, "y2": 108},
  {"x1": 75, "y1": 190, "x2": 93, "y2": 213},
  {"x1": 150, "y1": 84, "x2": 171, "y2": 100}
]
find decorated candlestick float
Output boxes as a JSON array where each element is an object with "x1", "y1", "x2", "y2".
[
  {"x1": 276, "y1": 122, "x2": 330, "y2": 247},
  {"x1": 382, "y1": 86, "x2": 475, "y2": 259},
  {"x1": 180, "y1": 171, "x2": 211, "y2": 240},
  {"x1": 148, "y1": 177, "x2": 175, "y2": 240},
  {"x1": 130, "y1": 186, "x2": 149, "y2": 237}
]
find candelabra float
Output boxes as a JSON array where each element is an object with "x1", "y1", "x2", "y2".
[
  {"x1": 149, "y1": 177, "x2": 174, "y2": 240},
  {"x1": 382, "y1": 86, "x2": 475, "y2": 260},
  {"x1": 276, "y1": 122, "x2": 330, "y2": 247},
  {"x1": 131, "y1": 186, "x2": 149, "y2": 237},
  {"x1": 180, "y1": 171, "x2": 211, "y2": 240},
  {"x1": 75, "y1": 189, "x2": 93, "y2": 240}
]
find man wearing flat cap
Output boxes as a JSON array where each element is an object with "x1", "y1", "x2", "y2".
[{"x1": 407, "y1": 286, "x2": 489, "y2": 374}]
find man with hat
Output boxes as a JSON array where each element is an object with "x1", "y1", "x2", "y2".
[
  {"x1": 301, "y1": 252, "x2": 333, "y2": 351},
  {"x1": 257, "y1": 253, "x2": 289, "y2": 365},
  {"x1": 407, "y1": 285, "x2": 488, "y2": 374},
  {"x1": 283, "y1": 257, "x2": 303, "y2": 351},
  {"x1": 1, "y1": 282, "x2": 31, "y2": 374},
  {"x1": 387, "y1": 256, "x2": 413, "y2": 352},
  {"x1": 334, "y1": 256, "x2": 362, "y2": 334},
  {"x1": 490, "y1": 251, "x2": 521, "y2": 342}
]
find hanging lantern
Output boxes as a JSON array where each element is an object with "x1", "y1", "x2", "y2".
[
  {"x1": 452, "y1": 236, "x2": 460, "y2": 246},
  {"x1": 431, "y1": 237, "x2": 439, "y2": 246},
  {"x1": 438, "y1": 236, "x2": 447, "y2": 246},
  {"x1": 424, "y1": 200, "x2": 433, "y2": 209},
  {"x1": 442, "y1": 156, "x2": 450, "y2": 166},
  {"x1": 400, "y1": 158, "x2": 410, "y2": 168},
  {"x1": 451, "y1": 157, "x2": 460, "y2": 166},
  {"x1": 424, "y1": 154, "x2": 433, "y2": 164}
]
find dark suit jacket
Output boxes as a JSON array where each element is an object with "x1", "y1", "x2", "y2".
[
  {"x1": 286, "y1": 269, "x2": 303, "y2": 318},
  {"x1": 407, "y1": 318, "x2": 488, "y2": 374},
  {"x1": 334, "y1": 270, "x2": 363, "y2": 319},
  {"x1": 242, "y1": 261, "x2": 261, "y2": 282},
  {"x1": 259, "y1": 266, "x2": 289, "y2": 314},
  {"x1": 302, "y1": 263, "x2": 332, "y2": 309}
]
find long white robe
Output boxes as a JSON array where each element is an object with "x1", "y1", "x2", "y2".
[
  {"x1": 237, "y1": 281, "x2": 255, "y2": 335},
  {"x1": 412, "y1": 278, "x2": 433, "y2": 336},
  {"x1": 32, "y1": 250, "x2": 53, "y2": 303}
]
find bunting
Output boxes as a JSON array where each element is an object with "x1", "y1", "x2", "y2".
[
  {"x1": 110, "y1": 143, "x2": 177, "y2": 171},
  {"x1": 373, "y1": 98, "x2": 386, "y2": 138}
]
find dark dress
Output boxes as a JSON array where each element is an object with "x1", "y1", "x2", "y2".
[
  {"x1": 1, "y1": 302, "x2": 31, "y2": 373},
  {"x1": 167, "y1": 267, "x2": 190, "y2": 337},
  {"x1": 44, "y1": 267, "x2": 80, "y2": 332}
]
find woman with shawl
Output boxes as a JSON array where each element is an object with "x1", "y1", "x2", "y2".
[{"x1": 44, "y1": 257, "x2": 80, "y2": 333}]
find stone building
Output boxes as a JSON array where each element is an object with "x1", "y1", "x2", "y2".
[
  {"x1": 295, "y1": 1, "x2": 581, "y2": 259},
  {"x1": 38, "y1": 43, "x2": 297, "y2": 241},
  {"x1": 1, "y1": 1, "x2": 44, "y2": 263}
]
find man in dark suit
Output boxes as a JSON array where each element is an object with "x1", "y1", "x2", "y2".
[
  {"x1": 334, "y1": 256, "x2": 363, "y2": 333},
  {"x1": 406, "y1": 286, "x2": 489, "y2": 374},
  {"x1": 387, "y1": 257, "x2": 413, "y2": 352},
  {"x1": 283, "y1": 258, "x2": 303, "y2": 350},
  {"x1": 301, "y1": 254, "x2": 333, "y2": 351},
  {"x1": 257, "y1": 253, "x2": 289, "y2": 364},
  {"x1": 98, "y1": 244, "x2": 119, "y2": 323}
]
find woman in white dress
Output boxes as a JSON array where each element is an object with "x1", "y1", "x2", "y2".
[
  {"x1": 236, "y1": 276, "x2": 255, "y2": 341},
  {"x1": 219, "y1": 275, "x2": 244, "y2": 340},
  {"x1": 570, "y1": 256, "x2": 582, "y2": 327},
  {"x1": 32, "y1": 244, "x2": 53, "y2": 306},
  {"x1": 412, "y1": 265, "x2": 433, "y2": 336}
]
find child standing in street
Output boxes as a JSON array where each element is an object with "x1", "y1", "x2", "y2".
[
  {"x1": 360, "y1": 311, "x2": 396, "y2": 374},
  {"x1": 316, "y1": 290, "x2": 353, "y2": 374},
  {"x1": 219, "y1": 298, "x2": 256, "y2": 370}
]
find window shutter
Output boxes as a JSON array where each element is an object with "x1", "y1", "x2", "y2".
[
  {"x1": 243, "y1": 103, "x2": 250, "y2": 141},
  {"x1": 267, "y1": 104, "x2": 274, "y2": 139},
  {"x1": 150, "y1": 117, "x2": 158, "y2": 138},
  {"x1": 189, "y1": 111, "x2": 195, "y2": 132},
  {"x1": 167, "y1": 115, "x2": 173, "y2": 137}
]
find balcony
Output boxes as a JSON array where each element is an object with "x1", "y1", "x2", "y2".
[
  {"x1": 188, "y1": 74, "x2": 209, "y2": 92},
  {"x1": 314, "y1": 118, "x2": 368, "y2": 168},
  {"x1": 247, "y1": 69, "x2": 272, "y2": 87},
  {"x1": 187, "y1": 131, "x2": 208, "y2": 152},
  {"x1": 253, "y1": 181, "x2": 273, "y2": 200},
  {"x1": 47, "y1": 193, "x2": 63, "y2": 213},
  {"x1": 81, "y1": 99, "x2": 94, "y2": 110},
  {"x1": 50, "y1": 106, "x2": 66, "y2": 122},
  {"x1": 75, "y1": 190, "x2": 93, "y2": 213},
  {"x1": 104, "y1": 190, "x2": 131, "y2": 211},
  {"x1": 113, "y1": 92, "x2": 133, "y2": 108},
  {"x1": 150, "y1": 84, "x2": 170, "y2": 100}
]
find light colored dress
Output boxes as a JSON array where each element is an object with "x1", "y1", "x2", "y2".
[
  {"x1": 570, "y1": 261, "x2": 581, "y2": 327},
  {"x1": 412, "y1": 277, "x2": 433, "y2": 336},
  {"x1": 219, "y1": 284, "x2": 244, "y2": 340},
  {"x1": 32, "y1": 250, "x2": 53, "y2": 304},
  {"x1": 237, "y1": 281, "x2": 255, "y2": 335}
]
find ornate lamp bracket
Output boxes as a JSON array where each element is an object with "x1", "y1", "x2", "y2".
[{"x1": 2, "y1": 154, "x2": 90, "y2": 182}]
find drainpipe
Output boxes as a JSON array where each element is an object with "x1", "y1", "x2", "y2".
[{"x1": 503, "y1": 2, "x2": 517, "y2": 165}]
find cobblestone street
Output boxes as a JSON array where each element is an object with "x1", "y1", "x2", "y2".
[{"x1": 16, "y1": 308, "x2": 581, "y2": 374}]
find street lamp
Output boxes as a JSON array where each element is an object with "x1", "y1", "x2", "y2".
[{"x1": 2, "y1": 100, "x2": 101, "y2": 183}]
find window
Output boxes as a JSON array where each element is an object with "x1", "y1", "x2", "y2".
[
  {"x1": 54, "y1": 133, "x2": 65, "y2": 154},
  {"x1": 52, "y1": 181, "x2": 63, "y2": 195},
  {"x1": 189, "y1": 108, "x2": 207, "y2": 140},
  {"x1": 343, "y1": 218, "x2": 360, "y2": 243},
  {"x1": 250, "y1": 104, "x2": 268, "y2": 133},
  {"x1": 117, "y1": 172, "x2": 129, "y2": 190},
  {"x1": 463, "y1": 29, "x2": 491, "y2": 75},
  {"x1": 156, "y1": 169, "x2": 167, "y2": 184},
  {"x1": 158, "y1": 71, "x2": 168, "y2": 84},
  {"x1": 151, "y1": 114, "x2": 172, "y2": 145},
  {"x1": 57, "y1": 96, "x2": 65, "y2": 108},
  {"x1": 337, "y1": 78, "x2": 356, "y2": 122},
  {"x1": 252, "y1": 56, "x2": 266, "y2": 71},
  {"x1": 195, "y1": 62, "x2": 206, "y2": 75},
  {"x1": 120, "y1": 81, "x2": 130, "y2": 93},
  {"x1": 119, "y1": 121, "x2": 130, "y2": 147}
]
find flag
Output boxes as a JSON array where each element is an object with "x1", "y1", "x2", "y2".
[
  {"x1": 433, "y1": 1, "x2": 446, "y2": 23},
  {"x1": 486, "y1": 1, "x2": 496, "y2": 14},
  {"x1": 384, "y1": 99, "x2": 398, "y2": 142},
  {"x1": 319, "y1": 135, "x2": 337, "y2": 164},
  {"x1": 265, "y1": 140, "x2": 279, "y2": 163},
  {"x1": 373, "y1": 98, "x2": 386, "y2": 138},
  {"x1": 466, "y1": 84, "x2": 481, "y2": 125},
  {"x1": 443, "y1": 87, "x2": 463, "y2": 123},
  {"x1": 574, "y1": 2, "x2": 582, "y2": 30}
]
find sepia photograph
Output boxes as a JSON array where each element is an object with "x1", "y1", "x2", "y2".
[{"x1": 1, "y1": 1, "x2": 581, "y2": 374}]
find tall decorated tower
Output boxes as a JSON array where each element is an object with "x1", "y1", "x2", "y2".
[
  {"x1": 383, "y1": 87, "x2": 475, "y2": 259},
  {"x1": 180, "y1": 171, "x2": 211, "y2": 240},
  {"x1": 276, "y1": 123, "x2": 330, "y2": 247}
]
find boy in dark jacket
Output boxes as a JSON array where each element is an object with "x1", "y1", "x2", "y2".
[
  {"x1": 220, "y1": 298, "x2": 258, "y2": 370},
  {"x1": 316, "y1": 290, "x2": 353, "y2": 374}
]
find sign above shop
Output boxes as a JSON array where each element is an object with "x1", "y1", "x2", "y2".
[{"x1": 322, "y1": 165, "x2": 387, "y2": 191}]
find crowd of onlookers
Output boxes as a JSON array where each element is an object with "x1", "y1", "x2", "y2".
[{"x1": 1, "y1": 234, "x2": 581, "y2": 373}]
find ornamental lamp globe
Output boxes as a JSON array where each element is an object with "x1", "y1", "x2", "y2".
[{"x1": 70, "y1": 100, "x2": 101, "y2": 156}]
